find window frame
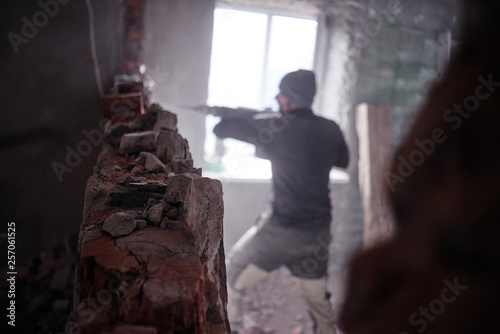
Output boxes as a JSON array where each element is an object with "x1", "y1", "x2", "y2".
[
  {"x1": 205, "y1": 3, "x2": 327, "y2": 180},
  {"x1": 213, "y1": 2, "x2": 326, "y2": 110}
]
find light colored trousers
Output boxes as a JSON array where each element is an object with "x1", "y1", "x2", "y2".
[{"x1": 227, "y1": 217, "x2": 336, "y2": 334}]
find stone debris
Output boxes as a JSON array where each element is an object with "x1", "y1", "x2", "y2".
[
  {"x1": 117, "y1": 173, "x2": 137, "y2": 185},
  {"x1": 136, "y1": 219, "x2": 148, "y2": 230},
  {"x1": 124, "y1": 209, "x2": 139, "y2": 218},
  {"x1": 149, "y1": 104, "x2": 178, "y2": 132},
  {"x1": 102, "y1": 212, "x2": 137, "y2": 237},
  {"x1": 118, "y1": 131, "x2": 157, "y2": 155},
  {"x1": 128, "y1": 181, "x2": 167, "y2": 193},
  {"x1": 140, "y1": 151, "x2": 165, "y2": 173},
  {"x1": 156, "y1": 129, "x2": 191, "y2": 164},
  {"x1": 68, "y1": 102, "x2": 229, "y2": 333},
  {"x1": 13, "y1": 236, "x2": 78, "y2": 334},
  {"x1": 102, "y1": 92, "x2": 144, "y2": 122},
  {"x1": 105, "y1": 123, "x2": 131, "y2": 147},
  {"x1": 165, "y1": 205, "x2": 179, "y2": 220},
  {"x1": 147, "y1": 203, "x2": 164, "y2": 226},
  {"x1": 170, "y1": 157, "x2": 195, "y2": 174}
]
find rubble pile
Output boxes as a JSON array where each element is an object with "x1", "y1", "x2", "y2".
[
  {"x1": 9, "y1": 238, "x2": 77, "y2": 334},
  {"x1": 67, "y1": 103, "x2": 229, "y2": 333}
]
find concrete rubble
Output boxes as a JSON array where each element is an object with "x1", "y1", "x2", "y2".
[
  {"x1": 102, "y1": 212, "x2": 137, "y2": 237},
  {"x1": 67, "y1": 103, "x2": 229, "y2": 333},
  {"x1": 118, "y1": 131, "x2": 157, "y2": 155},
  {"x1": 11, "y1": 236, "x2": 78, "y2": 333}
]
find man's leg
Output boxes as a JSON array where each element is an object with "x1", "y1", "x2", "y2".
[
  {"x1": 226, "y1": 213, "x2": 273, "y2": 332},
  {"x1": 296, "y1": 277, "x2": 336, "y2": 334},
  {"x1": 227, "y1": 263, "x2": 269, "y2": 331}
]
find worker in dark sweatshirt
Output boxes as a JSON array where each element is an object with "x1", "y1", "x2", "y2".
[{"x1": 209, "y1": 69, "x2": 349, "y2": 334}]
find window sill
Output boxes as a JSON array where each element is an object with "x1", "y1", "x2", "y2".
[{"x1": 203, "y1": 168, "x2": 350, "y2": 184}]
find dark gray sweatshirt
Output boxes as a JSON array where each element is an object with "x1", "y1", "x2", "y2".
[{"x1": 213, "y1": 107, "x2": 349, "y2": 230}]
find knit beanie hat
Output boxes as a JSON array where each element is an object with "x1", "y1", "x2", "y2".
[{"x1": 279, "y1": 70, "x2": 316, "y2": 108}]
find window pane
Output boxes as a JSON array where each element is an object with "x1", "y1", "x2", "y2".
[
  {"x1": 262, "y1": 16, "x2": 318, "y2": 109},
  {"x1": 207, "y1": 9, "x2": 268, "y2": 109},
  {"x1": 206, "y1": 9, "x2": 268, "y2": 165}
]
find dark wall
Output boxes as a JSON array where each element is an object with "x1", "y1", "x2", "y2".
[{"x1": 0, "y1": 0, "x2": 124, "y2": 264}]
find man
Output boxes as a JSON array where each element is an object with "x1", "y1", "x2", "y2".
[{"x1": 210, "y1": 70, "x2": 349, "y2": 334}]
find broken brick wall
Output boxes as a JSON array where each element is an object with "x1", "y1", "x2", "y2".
[
  {"x1": 0, "y1": 0, "x2": 125, "y2": 265},
  {"x1": 67, "y1": 105, "x2": 229, "y2": 333}
]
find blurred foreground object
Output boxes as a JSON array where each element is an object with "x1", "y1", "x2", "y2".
[{"x1": 339, "y1": 0, "x2": 500, "y2": 333}]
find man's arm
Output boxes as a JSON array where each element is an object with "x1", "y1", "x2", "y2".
[
  {"x1": 209, "y1": 106, "x2": 260, "y2": 119},
  {"x1": 213, "y1": 118, "x2": 258, "y2": 143},
  {"x1": 211, "y1": 107, "x2": 274, "y2": 145}
]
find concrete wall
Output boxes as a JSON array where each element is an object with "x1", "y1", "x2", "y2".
[
  {"x1": 143, "y1": 0, "x2": 215, "y2": 166},
  {"x1": 319, "y1": 15, "x2": 367, "y2": 262},
  {"x1": 219, "y1": 180, "x2": 273, "y2": 250},
  {"x1": 314, "y1": 0, "x2": 463, "y2": 256},
  {"x1": 355, "y1": 0, "x2": 462, "y2": 145}
]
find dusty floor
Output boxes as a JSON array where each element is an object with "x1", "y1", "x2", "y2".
[{"x1": 239, "y1": 267, "x2": 347, "y2": 334}]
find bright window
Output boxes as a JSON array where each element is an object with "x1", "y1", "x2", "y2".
[{"x1": 205, "y1": 6, "x2": 319, "y2": 179}]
